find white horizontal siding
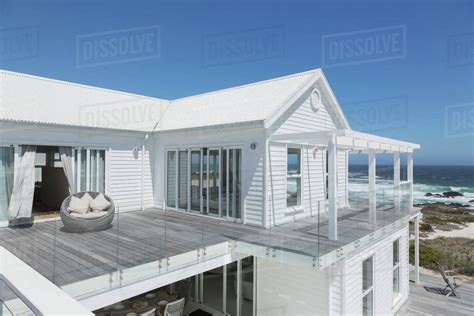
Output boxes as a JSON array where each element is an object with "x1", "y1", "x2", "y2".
[
  {"x1": 273, "y1": 91, "x2": 336, "y2": 135},
  {"x1": 109, "y1": 149, "x2": 153, "y2": 212},
  {"x1": 303, "y1": 147, "x2": 326, "y2": 218},
  {"x1": 343, "y1": 226, "x2": 409, "y2": 315},
  {"x1": 245, "y1": 147, "x2": 265, "y2": 226},
  {"x1": 267, "y1": 144, "x2": 287, "y2": 226},
  {"x1": 337, "y1": 149, "x2": 348, "y2": 208}
]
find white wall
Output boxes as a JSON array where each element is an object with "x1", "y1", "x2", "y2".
[
  {"x1": 343, "y1": 226, "x2": 409, "y2": 315},
  {"x1": 0, "y1": 122, "x2": 154, "y2": 213},
  {"x1": 109, "y1": 145, "x2": 154, "y2": 212},
  {"x1": 256, "y1": 225, "x2": 409, "y2": 316},
  {"x1": 152, "y1": 125, "x2": 266, "y2": 226},
  {"x1": 265, "y1": 85, "x2": 348, "y2": 226},
  {"x1": 256, "y1": 257, "x2": 330, "y2": 316},
  {"x1": 266, "y1": 143, "x2": 326, "y2": 227}
]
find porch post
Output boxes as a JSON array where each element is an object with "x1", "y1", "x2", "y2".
[
  {"x1": 394, "y1": 152, "x2": 401, "y2": 213},
  {"x1": 415, "y1": 214, "x2": 420, "y2": 284},
  {"x1": 407, "y1": 152, "x2": 414, "y2": 211},
  {"x1": 368, "y1": 150, "x2": 376, "y2": 225},
  {"x1": 328, "y1": 134, "x2": 338, "y2": 241}
]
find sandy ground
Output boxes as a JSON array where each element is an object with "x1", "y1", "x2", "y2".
[{"x1": 423, "y1": 222, "x2": 474, "y2": 240}]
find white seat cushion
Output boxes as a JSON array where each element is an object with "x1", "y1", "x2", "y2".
[
  {"x1": 70, "y1": 211, "x2": 108, "y2": 219},
  {"x1": 90, "y1": 194, "x2": 111, "y2": 213},
  {"x1": 68, "y1": 196, "x2": 90, "y2": 214}
]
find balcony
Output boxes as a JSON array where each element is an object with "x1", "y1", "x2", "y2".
[{"x1": 0, "y1": 183, "x2": 415, "y2": 306}]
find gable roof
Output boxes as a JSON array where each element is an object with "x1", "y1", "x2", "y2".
[{"x1": 0, "y1": 68, "x2": 350, "y2": 132}]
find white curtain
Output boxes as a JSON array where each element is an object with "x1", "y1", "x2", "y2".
[
  {"x1": 0, "y1": 147, "x2": 14, "y2": 222},
  {"x1": 8, "y1": 145, "x2": 36, "y2": 220},
  {"x1": 59, "y1": 146, "x2": 76, "y2": 193}
]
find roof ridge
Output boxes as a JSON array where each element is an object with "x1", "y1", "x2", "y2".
[
  {"x1": 170, "y1": 68, "x2": 321, "y2": 103},
  {"x1": 0, "y1": 69, "x2": 170, "y2": 103}
]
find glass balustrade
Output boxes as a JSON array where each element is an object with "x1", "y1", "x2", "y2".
[{"x1": 0, "y1": 181, "x2": 413, "y2": 301}]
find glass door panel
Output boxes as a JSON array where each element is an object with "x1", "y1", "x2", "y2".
[
  {"x1": 228, "y1": 149, "x2": 242, "y2": 219},
  {"x1": 178, "y1": 150, "x2": 188, "y2": 210},
  {"x1": 203, "y1": 266, "x2": 224, "y2": 312},
  {"x1": 221, "y1": 149, "x2": 227, "y2": 217},
  {"x1": 202, "y1": 148, "x2": 208, "y2": 215},
  {"x1": 90, "y1": 150, "x2": 97, "y2": 190},
  {"x1": 240, "y1": 257, "x2": 254, "y2": 315},
  {"x1": 79, "y1": 149, "x2": 87, "y2": 191},
  {"x1": 190, "y1": 150, "x2": 201, "y2": 212},
  {"x1": 226, "y1": 261, "x2": 238, "y2": 316},
  {"x1": 208, "y1": 149, "x2": 220, "y2": 216},
  {"x1": 0, "y1": 147, "x2": 14, "y2": 222},
  {"x1": 166, "y1": 151, "x2": 177, "y2": 208},
  {"x1": 97, "y1": 150, "x2": 105, "y2": 192}
]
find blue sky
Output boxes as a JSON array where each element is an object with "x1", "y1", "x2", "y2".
[{"x1": 0, "y1": 0, "x2": 473, "y2": 165}]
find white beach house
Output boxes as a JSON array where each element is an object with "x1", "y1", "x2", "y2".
[{"x1": 0, "y1": 69, "x2": 421, "y2": 316}]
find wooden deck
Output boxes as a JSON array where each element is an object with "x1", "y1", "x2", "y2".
[
  {"x1": 398, "y1": 272, "x2": 474, "y2": 316},
  {"x1": 0, "y1": 206, "x2": 406, "y2": 288}
]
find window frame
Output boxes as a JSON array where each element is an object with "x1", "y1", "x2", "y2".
[
  {"x1": 362, "y1": 255, "x2": 374, "y2": 316},
  {"x1": 392, "y1": 238, "x2": 401, "y2": 304},
  {"x1": 286, "y1": 146, "x2": 303, "y2": 209}
]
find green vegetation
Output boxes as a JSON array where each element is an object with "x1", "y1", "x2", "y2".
[
  {"x1": 419, "y1": 204, "x2": 474, "y2": 231},
  {"x1": 409, "y1": 238, "x2": 474, "y2": 276}
]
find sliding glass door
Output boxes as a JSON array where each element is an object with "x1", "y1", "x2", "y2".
[
  {"x1": 166, "y1": 147, "x2": 242, "y2": 221},
  {"x1": 0, "y1": 147, "x2": 14, "y2": 222},
  {"x1": 75, "y1": 148, "x2": 106, "y2": 193}
]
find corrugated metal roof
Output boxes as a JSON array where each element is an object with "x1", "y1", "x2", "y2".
[
  {"x1": 0, "y1": 69, "x2": 324, "y2": 132},
  {"x1": 0, "y1": 70, "x2": 170, "y2": 132}
]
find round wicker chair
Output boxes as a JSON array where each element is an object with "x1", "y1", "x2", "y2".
[{"x1": 60, "y1": 191, "x2": 115, "y2": 233}]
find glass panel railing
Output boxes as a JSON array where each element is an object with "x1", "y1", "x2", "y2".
[
  {"x1": 0, "y1": 246, "x2": 92, "y2": 315},
  {"x1": 0, "y1": 181, "x2": 414, "y2": 302},
  {"x1": 0, "y1": 279, "x2": 35, "y2": 316}
]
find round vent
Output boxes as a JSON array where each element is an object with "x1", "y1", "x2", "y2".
[{"x1": 310, "y1": 88, "x2": 322, "y2": 112}]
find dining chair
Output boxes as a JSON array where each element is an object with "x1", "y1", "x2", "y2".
[{"x1": 159, "y1": 298, "x2": 185, "y2": 316}]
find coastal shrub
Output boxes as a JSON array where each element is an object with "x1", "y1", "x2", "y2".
[
  {"x1": 420, "y1": 204, "x2": 474, "y2": 230},
  {"x1": 419, "y1": 222, "x2": 433, "y2": 232},
  {"x1": 409, "y1": 238, "x2": 474, "y2": 276}
]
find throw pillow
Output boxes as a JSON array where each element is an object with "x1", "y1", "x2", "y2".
[
  {"x1": 81, "y1": 192, "x2": 94, "y2": 204},
  {"x1": 90, "y1": 193, "x2": 111, "y2": 213},
  {"x1": 68, "y1": 196, "x2": 90, "y2": 214}
]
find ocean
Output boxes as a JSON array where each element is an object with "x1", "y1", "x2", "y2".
[{"x1": 349, "y1": 165, "x2": 474, "y2": 208}]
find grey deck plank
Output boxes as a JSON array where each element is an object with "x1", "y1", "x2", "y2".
[{"x1": 397, "y1": 273, "x2": 474, "y2": 316}]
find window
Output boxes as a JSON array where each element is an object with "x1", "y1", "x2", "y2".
[
  {"x1": 393, "y1": 239, "x2": 400, "y2": 299},
  {"x1": 287, "y1": 148, "x2": 301, "y2": 207},
  {"x1": 362, "y1": 256, "x2": 374, "y2": 316}
]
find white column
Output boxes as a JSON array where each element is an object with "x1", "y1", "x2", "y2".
[
  {"x1": 328, "y1": 135, "x2": 338, "y2": 241},
  {"x1": 407, "y1": 152, "x2": 414, "y2": 211},
  {"x1": 415, "y1": 215, "x2": 420, "y2": 284},
  {"x1": 394, "y1": 152, "x2": 401, "y2": 213},
  {"x1": 368, "y1": 150, "x2": 376, "y2": 225}
]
